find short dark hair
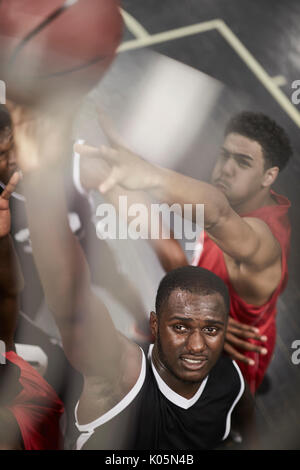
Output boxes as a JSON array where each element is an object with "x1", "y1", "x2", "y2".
[
  {"x1": 155, "y1": 266, "x2": 230, "y2": 317},
  {"x1": 225, "y1": 111, "x2": 292, "y2": 171},
  {"x1": 0, "y1": 104, "x2": 12, "y2": 134}
]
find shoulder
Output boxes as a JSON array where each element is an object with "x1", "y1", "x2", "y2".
[{"x1": 209, "y1": 354, "x2": 245, "y2": 399}]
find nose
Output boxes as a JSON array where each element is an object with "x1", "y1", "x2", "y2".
[
  {"x1": 220, "y1": 156, "x2": 235, "y2": 177},
  {"x1": 186, "y1": 330, "x2": 206, "y2": 355}
]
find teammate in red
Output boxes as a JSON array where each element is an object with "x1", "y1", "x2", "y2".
[
  {"x1": 0, "y1": 171, "x2": 64, "y2": 450},
  {"x1": 75, "y1": 111, "x2": 292, "y2": 393}
]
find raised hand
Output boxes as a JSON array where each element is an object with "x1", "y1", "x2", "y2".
[
  {"x1": 8, "y1": 102, "x2": 71, "y2": 174},
  {"x1": 0, "y1": 172, "x2": 20, "y2": 238},
  {"x1": 74, "y1": 113, "x2": 161, "y2": 194},
  {"x1": 224, "y1": 317, "x2": 268, "y2": 365}
]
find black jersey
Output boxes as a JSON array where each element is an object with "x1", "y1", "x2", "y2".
[{"x1": 75, "y1": 346, "x2": 244, "y2": 450}]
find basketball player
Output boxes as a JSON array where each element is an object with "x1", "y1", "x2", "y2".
[
  {"x1": 0, "y1": 104, "x2": 17, "y2": 186},
  {"x1": 75, "y1": 111, "x2": 292, "y2": 393},
  {"x1": 11, "y1": 106, "x2": 256, "y2": 450},
  {"x1": 0, "y1": 172, "x2": 64, "y2": 450}
]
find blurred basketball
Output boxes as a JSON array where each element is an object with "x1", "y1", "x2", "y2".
[{"x1": 0, "y1": 0, "x2": 123, "y2": 106}]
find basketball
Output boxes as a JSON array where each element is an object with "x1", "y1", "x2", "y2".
[{"x1": 0, "y1": 0, "x2": 123, "y2": 105}]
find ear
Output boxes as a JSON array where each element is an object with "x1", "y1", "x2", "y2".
[
  {"x1": 150, "y1": 311, "x2": 158, "y2": 340},
  {"x1": 262, "y1": 166, "x2": 279, "y2": 188}
]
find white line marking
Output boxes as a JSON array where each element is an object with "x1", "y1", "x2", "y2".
[
  {"x1": 118, "y1": 19, "x2": 300, "y2": 128},
  {"x1": 217, "y1": 21, "x2": 300, "y2": 127},
  {"x1": 117, "y1": 20, "x2": 220, "y2": 52},
  {"x1": 271, "y1": 75, "x2": 287, "y2": 87},
  {"x1": 120, "y1": 9, "x2": 150, "y2": 39}
]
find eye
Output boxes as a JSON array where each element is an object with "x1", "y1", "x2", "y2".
[
  {"x1": 203, "y1": 326, "x2": 218, "y2": 336},
  {"x1": 237, "y1": 160, "x2": 251, "y2": 169},
  {"x1": 173, "y1": 324, "x2": 187, "y2": 333}
]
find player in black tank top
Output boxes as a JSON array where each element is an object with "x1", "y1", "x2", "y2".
[
  {"x1": 14, "y1": 113, "x2": 257, "y2": 450},
  {"x1": 76, "y1": 346, "x2": 244, "y2": 450}
]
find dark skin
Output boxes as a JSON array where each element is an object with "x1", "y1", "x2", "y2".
[
  {"x1": 75, "y1": 124, "x2": 282, "y2": 368},
  {"x1": 150, "y1": 290, "x2": 227, "y2": 399},
  {"x1": 11, "y1": 106, "x2": 257, "y2": 448},
  {"x1": 0, "y1": 171, "x2": 25, "y2": 450},
  {"x1": 0, "y1": 126, "x2": 18, "y2": 185},
  {"x1": 151, "y1": 289, "x2": 257, "y2": 448}
]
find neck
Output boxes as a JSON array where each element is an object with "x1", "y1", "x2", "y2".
[
  {"x1": 231, "y1": 187, "x2": 276, "y2": 215},
  {"x1": 151, "y1": 344, "x2": 202, "y2": 399}
]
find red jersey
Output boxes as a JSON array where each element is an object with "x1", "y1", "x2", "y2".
[
  {"x1": 193, "y1": 191, "x2": 291, "y2": 392},
  {"x1": 3, "y1": 351, "x2": 64, "y2": 450}
]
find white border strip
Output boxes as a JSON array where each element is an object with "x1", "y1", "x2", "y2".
[
  {"x1": 75, "y1": 348, "x2": 146, "y2": 449},
  {"x1": 222, "y1": 360, "x2": 245, "y2": 441},
  {"x1": 149, "y1": 344, "x2": 209, "y2": 410}
]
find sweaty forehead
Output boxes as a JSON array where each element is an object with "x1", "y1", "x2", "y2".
[{"x1": 163, "y1": 289, "x2": 226, "y2": 320}]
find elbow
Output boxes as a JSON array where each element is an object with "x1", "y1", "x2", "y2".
[
  {"x1": 203, "y1": 188, "x2": 232, "y2": 232},
  {"x1": 155, "y1": 239, "x2": 188, "y2": 272}
]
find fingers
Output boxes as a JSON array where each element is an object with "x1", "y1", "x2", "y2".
[
  {"x1": 228, "y1": 317, "x2": 267, "y2": 342},
  {"x1": 228, "y1": 317, "x2": 259, "y2": 333},
  {"x1": 224, "y1": 342, "x2": 255, "y2": 366},
  {"x1": 74, "y1": 143, "x2": 102, "y2": 158},
  {"x1": 226, "y1": 332, "x2": 268, "y2": 355},
  {"x1": 99, "y1": 167, "x2": 121, "y2": 194},
  {"x1": 228, "y1": 324, "x2": 267, "y2": 342},
  {"x1": 74, "y1": 143, "x2": 118, "y2": 162},
  {"x1": 0, "y1": 172, "x2": 20, "y2": 200}
]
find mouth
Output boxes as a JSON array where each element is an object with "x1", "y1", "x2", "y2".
[
  {"x1": 180, "y1": 356, "x2": 208, "y2": 371},
  {"x1": 213, "y1": 180, "x2": 230, "y2": 191}
]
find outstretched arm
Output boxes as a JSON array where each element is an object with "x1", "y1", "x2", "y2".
[
  {"x1": 12, "y1": 107, "x2": 141, "y2": 383},
  {"x1": 75, "y1": 119, "x2": 275, "y2": 367},
  {"x1": 74, "y1": 118, "x2": 279, "y2": 269},
  {"x1": 0, "y1": 173, "x2": 23, "y2": 351}
]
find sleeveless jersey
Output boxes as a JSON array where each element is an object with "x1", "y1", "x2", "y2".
[
  {"x1": 75, "y1": 346, "x2": 244, "y2": 450},
  {"x1": 193, "y1": 190, "x2": 291, "y2": 392}
]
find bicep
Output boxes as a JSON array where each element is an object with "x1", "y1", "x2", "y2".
[{"x1": 207, "y1": 211, "x2": 280, "y2": 267}]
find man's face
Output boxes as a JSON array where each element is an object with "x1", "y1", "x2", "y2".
[
  {"x1": 151, "y1": 289, "x2": 227, "y2": 384},
  {"x1": 211, "y1": 132, "x2": 268, "y2": 208},
  {"x1": 0, "y1": 127, "x2": 17, "y2": 185}
]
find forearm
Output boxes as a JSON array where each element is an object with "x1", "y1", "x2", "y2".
[
  {"x1": 149, "y1": 167, "x2": 231, "y2": 229},
  {"x1": 103, "y1": 185, "x2": 189, "y2": 271},
  {"x1": 23, "y1": 168, "x2": 91, "y2": 320},
  {"x1": 148, "y1": 167, "x2": 264, "y2": 262}
]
